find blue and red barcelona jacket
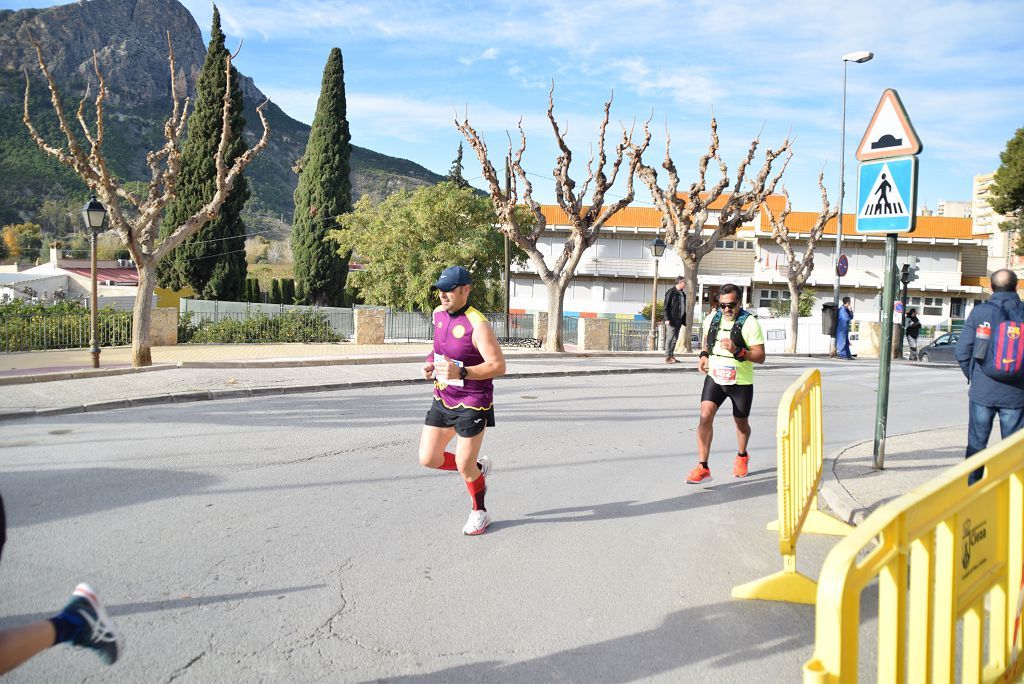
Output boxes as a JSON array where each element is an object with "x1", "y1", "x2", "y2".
[{"x1": 430, "y1": 305, "x2": 493, "y2": 410}]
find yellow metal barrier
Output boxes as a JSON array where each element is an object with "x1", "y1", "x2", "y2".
[
  {"x1": 803, "y1": 429, "x2": 1024, "y2": 683},
  {"x1": 732, "y1": 369, "x2": 853, "y2": 605}
]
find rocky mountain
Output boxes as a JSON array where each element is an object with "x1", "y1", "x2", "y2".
[{"x1": 0, "y1": 0, "x2": 444, "y2": 232}]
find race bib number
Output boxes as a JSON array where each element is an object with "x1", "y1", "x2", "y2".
[{"x1": 711, "y1": 363, "x2": 737, "y2": 386}]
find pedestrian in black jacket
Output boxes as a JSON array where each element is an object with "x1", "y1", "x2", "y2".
[
  {"x1": 663, "y1": 276, "x2": 687, "y2": 363},
  {"x1": 905, "y1": 308, "x2": 922, "y2": 360}
]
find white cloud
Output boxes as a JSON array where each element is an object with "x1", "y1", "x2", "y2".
[{"x1": 458, "y1": 47, "x2": 500, "y2": 67}]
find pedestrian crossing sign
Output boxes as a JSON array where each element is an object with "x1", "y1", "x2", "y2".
[{"x1": 855, "y1": 156, "x2": 917, "y2": 234}]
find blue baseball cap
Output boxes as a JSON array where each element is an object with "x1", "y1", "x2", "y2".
[{"x1": 432, "y1": 266, "x2": 472, "y2": 292}]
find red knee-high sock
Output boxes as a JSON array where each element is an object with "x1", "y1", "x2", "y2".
[
  {"x1": 438, "y1": 451, "x2": 458, "y2": 471},
  {"x1": 466, "y1": 474, "x2": 486, "y2": 511}
]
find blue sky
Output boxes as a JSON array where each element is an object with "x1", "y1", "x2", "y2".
[{"x1": 13, "y1": 0, "x2": 1024, "y2": 214}]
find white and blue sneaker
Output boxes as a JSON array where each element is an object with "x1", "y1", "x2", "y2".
[{"x1": 63, "y1": 584, "x2": 121, "y2": 665}]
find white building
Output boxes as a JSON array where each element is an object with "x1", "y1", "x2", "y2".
[
  {"x1": 2, "y1": 247, "x2": 146, "y2": 310},
  {"x1": 973, "y1": 172, "x2": 1023, "y2": 275},
  {"x1": 510, "y1": 194, "x2": 1003, "y2": 330}
]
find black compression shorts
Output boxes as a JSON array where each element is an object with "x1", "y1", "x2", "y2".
[
  {"x1": 700, "y1": 375, "x2": 754, "y2": 419},
  {"x1": 425, "y1": 400, "x2": 495, "y2": 438}
]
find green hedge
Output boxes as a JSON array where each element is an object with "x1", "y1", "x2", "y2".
[{"x1": 178, "y1": 310, "x2": 344, "y2": 344}]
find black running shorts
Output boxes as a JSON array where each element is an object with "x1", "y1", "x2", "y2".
[
  {"x1": 425, "y1": 400, "x2": 495, "y2": 438},
  {"x1": 700, "y1": 375, "x2": 754, "y2": 419}
]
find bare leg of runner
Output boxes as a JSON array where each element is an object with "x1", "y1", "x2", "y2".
[
  {"x1": 696, "y1": 400, "x2": 719, "y2": 463},
  {"x1": 0, "y1": 622, "x2": 56, "y2": 674},
  {"x1": 418, "y1": 425, "x2": 457, "y2": 469},
  {"x1": 734, "y1": 416, "x2": 751, "y2": 455}
]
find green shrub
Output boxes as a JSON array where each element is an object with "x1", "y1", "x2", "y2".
[{"x1": 182, "y1": 310, "x2": 344, "y2": 343}]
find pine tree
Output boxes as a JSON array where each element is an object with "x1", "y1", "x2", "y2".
[
  {"x1": 291, "y1": 47, "x2": 351, "y2": 307},
  {"x1": 157, "y1": 6, "x2": 249, "y2": 300},
  {"x1": 446, "y1": 142, "x2": 469, "y2": 188}
]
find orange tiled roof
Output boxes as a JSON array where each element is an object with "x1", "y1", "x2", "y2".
[
  {"x1": 777, "y1": 213, "x2": 976, "y2": 240},
  {"x1": 540, "y1": 194, "x2": 976, "y2": 240}
]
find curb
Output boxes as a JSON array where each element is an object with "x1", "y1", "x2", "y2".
[
  {"x1": 0, "y1": 364, "x2": 703, "y2": 422},
  {"x1": 818, "y1": 438, "x2": 873, "y2": 526},
  {"x1": 0, "y1": 364, "x2": 177, "y2": 386},
  {"x1": 0, "y1": 351, "x2": 677, "y2": 385}
]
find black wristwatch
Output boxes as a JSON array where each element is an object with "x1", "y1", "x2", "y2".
[{"x1": 459, "y1": 365, "x2": 469, "y2": 380}]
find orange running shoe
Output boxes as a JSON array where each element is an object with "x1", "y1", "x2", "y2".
[
  {"x1": 685, "y1": 465, "x2": 712, "y2": 484},
  {"x1": 733, "y1": 454, "x2": 749, "y2": 478}
]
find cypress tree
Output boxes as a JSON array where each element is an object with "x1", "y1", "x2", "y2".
[
  {"x1": 447, "y1": 142, "x2": 469, "y2": 188},
  {"x1": 291, "y1": 47, "x2": 351, "y2": 307},
  {"x1": 157, "y1": 6, "x2": 249, "y2": 301},
  {"x1": 270, "y1": 279, "x2": 282, "y2": 304},
  {"x1": 282, "y1": 278, "x2": 295, "y2": 305}
]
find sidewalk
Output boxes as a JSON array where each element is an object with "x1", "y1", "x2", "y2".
[{"x1": 820, "y1": 425, "x2": 972, "y2": 525}]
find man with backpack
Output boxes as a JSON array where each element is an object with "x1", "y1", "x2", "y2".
[
  {"x1": 663, "y1": 276, "x2": 687, "y2": 363},
  {"x1": 955, "y1": 269, "x2": 1024, "y2": 484},
  {"x1": 687, "y1": 283, "x2": 766, "y2": 484}
]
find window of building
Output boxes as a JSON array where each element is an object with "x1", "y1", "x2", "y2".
[
  {"x1": 622, "y1": 282, "x2": 647, "y2": 302},
  {"x1": 619, "y1": 239, "x2": 644, "y2": 259},
  {"x1": 758, "y1": 288, "x2": 790, "y2": 308},
  {"x1": 909, "y1": 296, "x2": 944, "y2": 316},
  {"x1": 950, "y1": 297, "x2": 965, "y2": 318}
]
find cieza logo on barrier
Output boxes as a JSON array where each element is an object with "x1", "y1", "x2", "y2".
[{"x1": 961, "y1": 517, "x2": 989, "y2": 571}]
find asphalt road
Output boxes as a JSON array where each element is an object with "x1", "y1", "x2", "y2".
[{"x1": 0, "y1": 360, "x2": 968, "y2": 682}]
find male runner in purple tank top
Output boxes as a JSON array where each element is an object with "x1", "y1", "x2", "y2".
[{"x1": 419, "y1": 266, "x2": 507, "y2": 535}]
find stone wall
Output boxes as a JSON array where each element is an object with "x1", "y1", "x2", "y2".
[
  {"x1": 354, "y1": 309, "x2": 386, "y2": 345},
  {"x1": 149, "y1": 307, "x2": 178, "y2": 346},
  {"x1": 577, "y1": 317, "x2": 610, "y2": 351}
]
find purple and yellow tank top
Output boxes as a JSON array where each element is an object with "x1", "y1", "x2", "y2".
[{"x1": 431, "y1": 305, "x2": 493, "y2": 410}]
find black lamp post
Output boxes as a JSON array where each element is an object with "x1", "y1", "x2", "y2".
[
  {"x1": 81, "y1": 195, "x2": 107, "y2": 368},
  {"x1": 647, "y1": 237, "x2": 667, "y2": 351}
]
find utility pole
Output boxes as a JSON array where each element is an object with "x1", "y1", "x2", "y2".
[{"x1": 873, "y1": 234, "x2": 899, "y2": 467}]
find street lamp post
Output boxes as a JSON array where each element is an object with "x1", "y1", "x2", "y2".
[
  {"x1": 81, "y1": 195, "x2": 108, "y2": 369},
  {"x1": 647, "y1": 237, "x2": 667, "y2": 351},
  {"x1": 831, "y1": 50, "x2": 874, "y2": 357}
]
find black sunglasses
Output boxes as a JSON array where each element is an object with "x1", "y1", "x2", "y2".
[{"x1": 720, "y1": 301, "x2": 738, "y2": 309}]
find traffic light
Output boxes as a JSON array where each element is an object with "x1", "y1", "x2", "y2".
[{"x1": 901, "y1": 256, "x2": 919, "y2": 284}]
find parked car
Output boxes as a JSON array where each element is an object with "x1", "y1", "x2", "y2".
[{"x1": 918, "y1": 332, "x2": 959, "y2": 364}]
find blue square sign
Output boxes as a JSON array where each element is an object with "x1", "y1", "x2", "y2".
[{"x1": 855, "y1": 156, "x2": 918, "y2": 234}]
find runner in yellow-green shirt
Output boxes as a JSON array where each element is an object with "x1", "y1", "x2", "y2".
[{"x1": 686, "y1": 283, "x2": 766, "y2": 484}]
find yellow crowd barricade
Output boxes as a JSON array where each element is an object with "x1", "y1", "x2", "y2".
[
  {"x1": 732, "y1": 368, "x2": 853, "y2": 605},
  {"x1": 803, "y1": 429, "x2": 1024, "y2": 683}
]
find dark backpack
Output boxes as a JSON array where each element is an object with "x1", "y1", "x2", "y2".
[
  {"x1": 978, "y1": 300, "x2": 1024, "y2": 381},
  {"x1": 705, "y1": 309, "x2": 751, "y2": 355}
]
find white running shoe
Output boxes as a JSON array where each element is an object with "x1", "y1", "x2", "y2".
[
  {"x1": 478, "y1": 455, "x2": 493, "y2": 478},
  {"x1": 462, "y1": 509, "x2": 491, "y2": 536}
]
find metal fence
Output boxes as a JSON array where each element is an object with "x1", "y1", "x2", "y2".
[
  {"x1": 386, "y1": 311, "x2": 434, "y2": 342},
  {"x1": 560, "y1": 316, "x2": 578, "y2": 343},
  {"x1": 2, "y1": 312, "x2": 133, "y2": 352},
  {"x1": 180, "y1": 299, "x2": 354, "y2": 342},
  {"x1": 385, "y1": 311, "x2": 536, "y2": 344},
  {"x1": 609, "y1": 318, "x2": 651, "y2": 351}
]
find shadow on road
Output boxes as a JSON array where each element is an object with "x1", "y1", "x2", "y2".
[
  {"x1": 0, "y1": 584, "x2": 325, "y2": 628},
  {"x1": 1, "y1": 467, "x2": 220, "y2": 527},
  {"x1": 366, "y1": 596, "x2": 832, "y2": 683},
  {"x1": 489, "y1": 473, "x2": 776, "y2": 532}
]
